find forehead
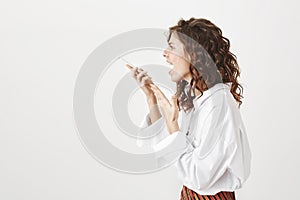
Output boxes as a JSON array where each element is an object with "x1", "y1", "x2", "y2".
[
  {"x1": 169, "y1": 32, "x2": 184, "y2": 47},
  {"x1": 168, "y1": 32, "x2": 179, "y2": 43}
]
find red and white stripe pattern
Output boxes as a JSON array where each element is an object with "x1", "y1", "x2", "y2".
[{"x1": 180, "y1": 185, "x2": 236, "y2": 200}]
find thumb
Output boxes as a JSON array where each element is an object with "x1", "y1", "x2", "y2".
[{"x1": 171, "y1": 95, "x2": 179, "y2": 108}]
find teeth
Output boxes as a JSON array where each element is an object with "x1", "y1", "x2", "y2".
[{"x1": 166, "y1": 60, "x2": 172, "y2": 65}]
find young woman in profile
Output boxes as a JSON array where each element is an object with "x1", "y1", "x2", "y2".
[{"x1": 129, "y1": 17, "x2": 251, "y2": 200}]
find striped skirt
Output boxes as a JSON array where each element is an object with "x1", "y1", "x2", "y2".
[{"x1": 180, "y1": 185, "x2": 236, "y2": 200}]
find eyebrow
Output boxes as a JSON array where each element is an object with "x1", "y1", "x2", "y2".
[{"x1": 168, "y1": 42, "x2": 173, "y2": 45}]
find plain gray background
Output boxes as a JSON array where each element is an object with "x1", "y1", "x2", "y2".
[{"x1": 1, "y1": 0, "x2": 299, "y2": 199}]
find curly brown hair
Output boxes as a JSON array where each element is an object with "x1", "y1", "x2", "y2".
[{"x1": 167, "y1": 17, "x2": 244, "y2": 112}]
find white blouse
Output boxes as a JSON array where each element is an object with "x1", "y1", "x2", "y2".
[{"x1": 136, "y1": 82, "x2": 252, "y2": 195}]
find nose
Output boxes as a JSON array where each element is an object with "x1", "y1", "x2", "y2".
[{"x1": 163, "y1": 49, "x2": 168, "y2": 58}]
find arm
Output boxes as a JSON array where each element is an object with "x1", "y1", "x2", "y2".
[
  {"x1": 147, "y1": 96, "x2": 179, "y2": 134},
  {"x1": 136, "y1": 104, "x2": 183, "y2": 148},
  {"x1": 146, "y1": 95, "x2": 162, "y2": 125},
  {"x1": 152, "y1": 103, "x2": 241, "y2": 189},
  {"x1": 174, "y1": 105, "x2": 240, "y2": 190}
]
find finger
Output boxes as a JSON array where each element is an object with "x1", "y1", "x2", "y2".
[
  {"x1": 137, "y1": 71, "x2": 148, "y2": 82},
  {"x1": 150, "y1": 84, "x2": 171, "y2": 106},
  {"x1": 145, "y1": 77, "x2": 153, "y2": 84},
  {"x1": 150, "y1": 84, "x2": 168, "y2": 99},
  {"x1": 134, "y1": 67, "x2": 143, "y2": 77},
  {"x1": 134, "y1": 67, "x2": 145, "y2": 76},
  {"x1": 126, "y1": 64, "x2": 134, "y2": 70},
  {"x1": 152, "y1": 90, "x2": 162, "y2": 101},
  {"x1": 137, "y1": 68, "x2": 144, "y2": 73},
  {"x1": 143, "y1": 74, "x2": 153, "y2": 82},
  {"x1": 150, "y1": 85, "x2": 160, "y2": 98},
  {"x1": 171, "y1": 95, "x2": 179, "y2": 109},
  {"x1": 131, "y1": 67, "x2": 138, "y2": 78},
  {"x1": 134, "y1": 67, "x2": 143, "y2": 74},
  {"x1": 140, "y1": 76, "x2": 151, "y2": 86}
]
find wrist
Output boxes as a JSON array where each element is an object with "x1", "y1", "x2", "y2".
[
  {"x1": 167, "y1": 121, "x2": 179, "y2": 134},
  {"x1": 147, "y1": 95, "x2": 157, "y2": 103}
]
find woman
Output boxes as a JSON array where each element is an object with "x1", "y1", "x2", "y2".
[{"x1": 130, "y1": 17, "x2": 251, "y2": 200}]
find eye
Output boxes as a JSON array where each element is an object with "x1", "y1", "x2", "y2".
[{"x1": 169, "y1": 44, "x2": 175, "y2": 49}]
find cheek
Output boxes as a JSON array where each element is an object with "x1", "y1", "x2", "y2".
[
  {"x1": 173, "y1": 55, "x2": 188, "y2": 67},
  {"x1": 169, "y1": 53, "x2": 182, "y2": 65},
  {"x1": 174, "y1": 58, "x2": 190, "y2": 75}
]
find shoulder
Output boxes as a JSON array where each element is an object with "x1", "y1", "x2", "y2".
[
  {"x1": 193, "y1": 87, "x2": 226, "y2": 114},
  {"x1": 194, "y1": 84, "x2": 243, "y2": 130},
  {"x1": 194, "y1": 83, "x2": 239, "y2": 112}
]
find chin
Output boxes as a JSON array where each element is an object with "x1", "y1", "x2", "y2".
[
  {"x1": 169, "y1": 67, "x2": 184, "y2": 82},
  {"x1": 169, "y1": 74, "x2": 182, "y2": 82},
  {"x1": 170, "y1": 77, "x2": 177, "y2": 82}
]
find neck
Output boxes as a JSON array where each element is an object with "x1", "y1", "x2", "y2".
[
  {"x1": 194, "y1": 88, "x2": 202, "y2": 97},
  {"x1": 184, "y1": 76, "x2": 202, "y2": 98}
]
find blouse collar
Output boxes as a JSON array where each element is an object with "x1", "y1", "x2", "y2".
[{"x1": 192, "y1": 82, "x2": 231, "y2": 108}]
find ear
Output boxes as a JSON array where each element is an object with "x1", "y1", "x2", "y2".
[
  {"x1": 183, "y1": 49, "x2": 192, "y2": 63},
  {"x1": 187, "y1": 53, "x2": 191, "y2": 62}
]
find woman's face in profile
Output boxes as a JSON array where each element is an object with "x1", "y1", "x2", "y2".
[{"x1": 163, "y1": 32, "x2": 191, "y2": 83}]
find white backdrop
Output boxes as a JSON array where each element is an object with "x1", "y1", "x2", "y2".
[{"x1": 1, "y1": 0, "x2": 299, "y2": 199}]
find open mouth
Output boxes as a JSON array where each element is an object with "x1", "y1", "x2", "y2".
[
  {"x1": 166, "y1": 60, "x2": 173, "y2": 65},
  {"x1": 166, "y1": 60, "x2": 174, "y2": 75}
]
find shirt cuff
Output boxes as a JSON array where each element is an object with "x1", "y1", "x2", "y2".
[
  {"x1": 152, "y1": 131, "x2": 179, "y2": 151},
  {"x1": 136, "y1": 114, "x2": 169, "y2": 147},
  {"x1": 152, "y1": 130, "x2": 193, "y2": 167}
]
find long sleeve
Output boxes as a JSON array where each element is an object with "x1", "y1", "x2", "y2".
[
  {"x1": 148, "y1": 109, "x2": 195, "y2": 167},
  {"x1": 136, "y1": 113, "x2": 169, "y2": 148},
  {"x1": 227, "y1": 118, "x2": 252, "y2": 186},
  {"x1": 174, "y1": 104, "x2": 242, "y2": 191},
  {"x1": 136, "y1": 110, "x2": 184, "y2": 150}
]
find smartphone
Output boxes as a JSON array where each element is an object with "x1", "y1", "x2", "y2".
[
  {"x1": 119, "y1": 57, "x2": 143, "y2": 73},
  {"x1": 119, "y1": 56, "x2": 153, "y2": 84}
]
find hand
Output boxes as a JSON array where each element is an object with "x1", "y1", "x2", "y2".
[
  {"x1": 149, "y1": 83, "x2": 180, "y2": 134},
  {"x1": 128, "y1": 64, "x2": 155, "y2": 98}
]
